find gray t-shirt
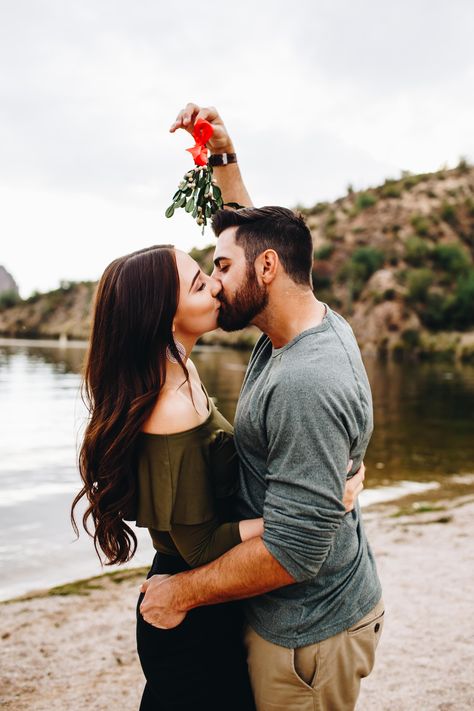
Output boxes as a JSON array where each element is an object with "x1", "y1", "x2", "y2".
[{"x1": 234, "y1": 306, "x2": 382, "y2": 648}]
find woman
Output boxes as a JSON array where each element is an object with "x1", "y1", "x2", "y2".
[{"x1": 71, "y1": 244, "x2": 362, "y2": 711}]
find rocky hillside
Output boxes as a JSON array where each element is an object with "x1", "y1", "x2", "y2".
[
  {"x1": 197, "y1": 162, "x2": 474, "y2": 360},
  {"x1": 306, "y1": 160, "x2": 474, "y2": 359},
  {"x1": 0, "y1": 281, "x2": 95, "y2": 340},
  {"x1": 1, "y1": 163, "x2": 473, "y2": 360}
]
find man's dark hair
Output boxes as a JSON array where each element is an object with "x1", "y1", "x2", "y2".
[{"x1": 211, "y1": 206, "x2": 313, "y2": 287}]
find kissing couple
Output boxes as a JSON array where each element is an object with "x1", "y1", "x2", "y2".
[{"x1": 73, "y1": 102, "x2": 383, "y2": 711}]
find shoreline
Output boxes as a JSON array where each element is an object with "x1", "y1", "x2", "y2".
[
  {"x1": 1, "y1": 494, "x2": 474, "y2": 710},
  {"x1": 3, "y1": 473, "x2": 473, "y2": 605},
  {"x1": 2, "y1": 332, "x2": 474, "y2": 362}
]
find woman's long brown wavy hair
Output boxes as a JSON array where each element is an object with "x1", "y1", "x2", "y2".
[{"x1": 71, "y1": 245, "x2": 188, "y2": 565}]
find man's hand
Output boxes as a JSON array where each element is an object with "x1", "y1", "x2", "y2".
[
  {"x1": 169, "y1": 102, "x2": 253, "y2": 207},
  {"x1": 343, "y1": 461, "x2": 365, "y2": 512},
  {"x1": 139, "y1": 574, "x2": 188, "y2": 629},
  {"x1": 170, "y1": 103, "x2": 235, "y2": 155}
]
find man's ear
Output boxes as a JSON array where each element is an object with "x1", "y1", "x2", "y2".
[{"x1": 255, "y1": 249, "x2": 279, "y2": 284}]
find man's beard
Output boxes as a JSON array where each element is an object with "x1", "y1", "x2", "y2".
[{"x1": 217, "y1": 266, "x2": 269, "y2": 332}]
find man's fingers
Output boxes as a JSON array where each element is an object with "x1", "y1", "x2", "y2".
[
  {"x1": 139, "y1": 573, "x2": 171, "y2": 594},
  {"x1": 346, "y1": 458, "x2": 354, "y2": 474},
  {"x1": 170, "y1": 103, "x2": 201, "y2": 132},
  {"x1": 354, "y1": 462, "x2": 365, "y2": 481},
  {"x1": 195, "y1": 105, "x2": 219, "y2": 124},
  {"x1": 170, "y1": 104, "x2": 222, "y2": 134}
]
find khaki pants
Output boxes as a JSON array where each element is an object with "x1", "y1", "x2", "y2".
[{"x1": 244, "y1": 599, "x2": 384, "y2": 711}]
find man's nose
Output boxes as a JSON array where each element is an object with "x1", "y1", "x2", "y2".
[{"x1": 210, "y1": 276, "x2": 222, "y2": 297}]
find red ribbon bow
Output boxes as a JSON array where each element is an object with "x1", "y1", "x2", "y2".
[{"x1": 186, "y1": 118, "x2": 214, "y2": 166}]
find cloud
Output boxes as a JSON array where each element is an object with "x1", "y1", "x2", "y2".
[{"x1": 0, "y1": 0, "x2": 473, "y2": 295}]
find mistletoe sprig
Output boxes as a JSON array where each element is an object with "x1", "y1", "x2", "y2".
[
  {"x1": 165, "y1": 118, "x2": 242, "y2": 234},
  {"x1": 165, "y1": 163, "x2": 224, "y2": 233}
]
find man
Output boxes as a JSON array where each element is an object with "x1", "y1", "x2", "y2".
[{"x1": 140, "y1": 104, "x2": 383, "y2": 711}]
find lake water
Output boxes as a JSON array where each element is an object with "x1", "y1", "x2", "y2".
[{"x1": 0, "y1": 339, "x2": 473, "y2": 600}]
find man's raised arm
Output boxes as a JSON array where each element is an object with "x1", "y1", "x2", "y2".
[{"x1": 170, "y1": 102, "x2": 253, "y2": 208}]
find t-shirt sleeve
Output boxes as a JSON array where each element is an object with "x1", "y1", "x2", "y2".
[
  {"x1": 169, "y1": 519, "x2": 242, "y2": 568},
  {"x1": 261, "y1": 367, "x2": 355, "y2": 582}
]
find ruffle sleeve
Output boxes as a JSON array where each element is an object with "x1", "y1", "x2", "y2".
[{"x1": 135, "y1": 432, "x2": 215, "y2": 530}]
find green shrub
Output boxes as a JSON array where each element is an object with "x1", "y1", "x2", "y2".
[
  {"x1": 0, "y1": 290, "x2": 21, "y2": 310},
  {"x1": 401, "y1": 329, "x2": 421, "y2": 348},
  {"x1": 411, "y1": 214, "x2": 431, "y2": 237},
  {"x1": 315, "y1": 243, "x2": 335, "y2": 260},
  {"x1": 407, "y1": 269, "x2": 433, "y2": 302},
  {"x1": 401, "y1": 173, "x2": 429, "y2": 190},
  {"x1": 420, "y1": 292, "x2": 451, "y2": 329},
  {"x1": 457, "y1": 156, "x2": 470, "y2": 174},
  {"x1": 312, "y1": 261, "x2": 332, "y2": 289},
  {"x1": 432, "y1": 244, "x2": 470, "y2": 274},
  {"x1": 446, "y1": 270, "x2": 474, "y2": 329},
  {"x1": 355, "y1": 192, "x2": 377, "y2": 211},
  {"x1": 381, "y1": 180, "x2": 402, "y2": 199},
  {"x1": 324, "y1": 212, "x2": 337, "y2": 233},
  {"x1": 465, "y1": 198, "x2": 474, "y2": 217},
  {"x1": 309, "y1": 202, "x2": 329, "y2": 215},
  {"x1": 440, "y1": 201, "x2": 457, "y2": 225},
  {"x1": 405, "y1": 236, "x2": 431, "y2": 266},
  {"x1": 351, "y1": 247, "x2": 385, "y2": 280},
  {"x1": 338, "y1": 247, "x2": 385, "y2": 299},
  {"x1": 25, "y1": 290, "x2": 42, "y2": 304}
]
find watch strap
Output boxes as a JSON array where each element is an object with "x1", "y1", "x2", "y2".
[{"x1": 208, "y1": 152, "x2": 237, "y2": 167}]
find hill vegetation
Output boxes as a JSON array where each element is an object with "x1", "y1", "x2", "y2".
[{"x1": 1, "y1": 162, "x2": 473, "y2": 361}]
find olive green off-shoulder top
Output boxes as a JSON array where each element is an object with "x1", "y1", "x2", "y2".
[{"x1": 134, "y1": 396, "x2": 242, "y2": 568}]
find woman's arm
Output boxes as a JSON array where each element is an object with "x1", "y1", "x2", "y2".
[
  {"x1": 239, "y1": 518, "x2": 264, "y2": 540},
  {"x1": 170, "y1": 514, "x2": 266, "y2": 568}
]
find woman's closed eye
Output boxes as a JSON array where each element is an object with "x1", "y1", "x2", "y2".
[{"x1": 197, "y1": 282, "x2": 206, "y2": 291}]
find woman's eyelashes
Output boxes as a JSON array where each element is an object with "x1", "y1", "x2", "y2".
[{"x1": 197, "y1": 281, "x2": 206, "y2": 292}]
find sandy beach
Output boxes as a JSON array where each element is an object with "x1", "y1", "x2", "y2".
[{"x1": 1, "y1": 493, "x2": 474, "y2": 711}]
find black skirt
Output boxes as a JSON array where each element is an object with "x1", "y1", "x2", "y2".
[{"x1": 136, "y1": 552, "x2": 256, "y2": 711}]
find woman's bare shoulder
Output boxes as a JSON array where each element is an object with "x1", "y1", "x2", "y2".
[{"x1": 141, "y1": 386, "x2": 204, "y2": 435}]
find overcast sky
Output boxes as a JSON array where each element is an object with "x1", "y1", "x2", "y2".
[{"x1": 1, "y1": 0, "x2": 473, "y2": 296}]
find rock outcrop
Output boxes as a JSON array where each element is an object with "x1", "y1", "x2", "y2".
[{"x1": 0, "y1": 266, "x2": 19, "y2": 296}]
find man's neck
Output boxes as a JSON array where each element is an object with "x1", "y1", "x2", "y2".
[{"x1": 253, "y1": 289, "x2": 327, "y2": 349}]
